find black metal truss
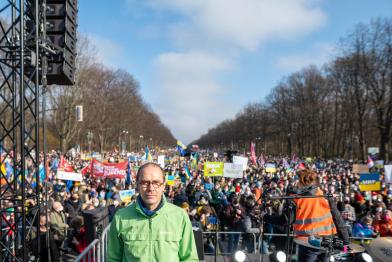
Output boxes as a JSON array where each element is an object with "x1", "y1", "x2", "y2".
[{"x1": 0, "y1": 1, "x2": 42, "y2": 261}]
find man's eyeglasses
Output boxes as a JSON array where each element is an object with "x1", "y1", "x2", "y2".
[{"x1": 139, "y1": 181, "x2": 164, "y2": 189}]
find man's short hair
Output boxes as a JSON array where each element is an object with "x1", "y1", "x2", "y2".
[{"x1": 136, "y1": 162, "x2": 166, "y2": 183}]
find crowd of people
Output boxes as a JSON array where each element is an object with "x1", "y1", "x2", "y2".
[{"x1": 1, "y1": 147, "x2": 392, "y2": 261}]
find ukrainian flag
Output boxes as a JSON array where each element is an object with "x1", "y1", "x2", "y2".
[
  {"x1": 183, "y1": 163, "x2": 191, "y2": 179},
  {"x1": 144, "y1": 146, "x2": 152, "y2": 161},
  {"x1": 177, "y1": 140, "x2": 187, "y2": 149}
]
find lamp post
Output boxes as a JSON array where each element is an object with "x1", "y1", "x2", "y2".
[
  {"x1": 87, "y1": 131, "x2": 93, "y2": 152},
  {"x1": 255, "y1": 137, "x2": 261, "y2": 155},
  {"x1": 139, "y1": 135, "x2": 144, "y2": 151},
  {"x1": 119, "y1": 130, "x2": 128, "y2": 153}
]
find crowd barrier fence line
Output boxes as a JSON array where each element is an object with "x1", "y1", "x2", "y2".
[
  {"x1": 74, "y1": 223, "x2": 111, "y2": 262},
  {"x1": 72, "y1": 226, "x2": 376, "y2": 261}
]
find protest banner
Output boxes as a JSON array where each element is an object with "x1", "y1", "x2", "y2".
[
  {"x1": 57, "y1": 170, "x2": 83, "y2": 181},
  {"x1": 204, "y1": 162, "x2": 224, "y2": 177},
  {"x1": 224, "y1": 163, "x2": 243, "y2": 178},
  {"x1": 359, "y1": 173, "x2": 381, "y2": 191},
  {"x1": 119, "y1": 189, "x2": 135, "y2": 203},
  {"x1": 352, "y1": 164, "x2": 369, "y2": 174},
  {"x1": 90, "y1": 159, "x2": 127, "y2": 179},
  {"x1": 233, "y1": 156, "x2": 248, "y2": 171}
]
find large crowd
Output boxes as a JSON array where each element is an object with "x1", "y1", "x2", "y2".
[{"x1": 1, "y1": 148, "x2": 392, "y2": 261}]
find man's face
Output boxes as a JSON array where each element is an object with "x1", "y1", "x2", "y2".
[{"x1": 138, "y1": 166, "x2": 165, "y2": 209}]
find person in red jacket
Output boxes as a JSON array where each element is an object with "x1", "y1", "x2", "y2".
[
  {"x1": 373, "y1": 210, "x2": 392, "y2": 237},
  {"x1": 68, "y1": 216, "x2": 87, "y2": 254}
]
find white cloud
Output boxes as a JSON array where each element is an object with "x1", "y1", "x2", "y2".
[
  {"x1": 87, "y1": 34, "x2": 124, "y2": 69},
  {"x1": 152, "y1": 51, "x2": 238, "y2": 143},
  {"x1": 276, "y1": 42, "x2": 335, "y2": 71},
  {"x1": 125, "y1": 0, "x2": 328, "y2": 142},
  {"x1": 144, "y1": 0, "x2": 327, "y2": 51}
]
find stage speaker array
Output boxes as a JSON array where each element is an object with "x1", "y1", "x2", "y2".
[{"x1": 46, "y1": 0, "x2": 78, "y2": 85}]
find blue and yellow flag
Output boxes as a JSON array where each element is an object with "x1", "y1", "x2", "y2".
[
  {"x1": 183, "y1": 163, "x2": 191, "y2": 179},
  {"x1": 177, "y1": 140, "x2": 187, "y2": 149},
  {"x1": 176, "y1": 140, "x2": 187, "y2": 156},
  {"x1": 144, "y1": 146, "x2": 152, "y2": 161}
]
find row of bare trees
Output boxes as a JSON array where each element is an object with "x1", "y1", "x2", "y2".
[
  {"x1": 193, "y1": 18, "x2": 392, "y2": 161},
  {"x1": 46, "y1": 36, "x2": 175, "y2": 152}
]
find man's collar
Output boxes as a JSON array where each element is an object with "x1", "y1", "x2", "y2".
[{"x1": 136, "y1": 195, "x2": 165, "y2": 217}]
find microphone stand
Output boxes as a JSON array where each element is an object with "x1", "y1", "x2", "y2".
[{"x1": 259, "y1": 211, "x2": 265, "y2": 262}]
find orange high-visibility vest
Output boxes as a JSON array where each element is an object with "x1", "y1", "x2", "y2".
[{"x1": 293, "y1": 188, "x2": 337, "y2": 237}]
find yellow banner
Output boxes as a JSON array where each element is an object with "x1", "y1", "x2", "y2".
[{"x1": 204, "y1": 162, "x2": 224, "y2": 177}]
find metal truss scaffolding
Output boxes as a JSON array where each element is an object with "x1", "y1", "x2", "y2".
[{"x1": 0, "y1": 0, "x2": 41, "y2": 261}]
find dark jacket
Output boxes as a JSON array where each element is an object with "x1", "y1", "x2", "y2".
[{"x1": 65, "y1": 200, "x2": 82, "y2": 220}]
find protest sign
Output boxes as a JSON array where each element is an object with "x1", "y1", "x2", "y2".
[
  {"x1": 368, "y1": 147, "x2": 379, "y2": 155},
  {"x1": 204, "y1": 162, "x2": 224, "y2": 177},
  {"x1": 158, "y1": 155, "x2": 165, "y2": 168},
  {"x1": 265, "y1": 163, "x2": 277, "y2": 173},
  {"x1": 119, "y1": 189, "x2": 135, "y2": 203},
  {"x1": 359, "y1": 173, "x2": 381, "y2": 191},
  {"x1": 57, "y1": 170, "x2": 83, "y2": 181},
  {"x1": 352, "y1": 164, "x2": 369, "y2": 174},
  {"x1": 166, "y1": 175, "x2": 175, "y2": 186},
  {"x1": 385, "y1": 165, "x2": 392, "y2": 184},
  {"x1": 224, "y1": 163, "x2": 243, "y2": 178},
  {"x1": 233, "y1": 156, "x2": 248, "y2": 171}
]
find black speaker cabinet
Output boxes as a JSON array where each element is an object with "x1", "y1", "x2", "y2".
[
  {"x1": 193, "y1": 230, "x2": 204, "y2": 261},
  {"x1": 82, "y1": 207, "x2": 109, "y2": 244}
]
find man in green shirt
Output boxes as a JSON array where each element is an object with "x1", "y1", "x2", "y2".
[{"x1": 108, "y1": 162, "x2": 199, "y2": 261}]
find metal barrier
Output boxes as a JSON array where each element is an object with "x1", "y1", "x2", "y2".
[
  {"x1": 202, "y1": 231, "x2": 258, "y2": 255},
  {"x1": 74, "y1": 224, "x2": 111, "y2": 262},
  {"x1": 200, "y1": 231, "x2": 377, "y2": 256},
  {"x1": 74, "y1": 225, "x2": 376, "y2": 261}
]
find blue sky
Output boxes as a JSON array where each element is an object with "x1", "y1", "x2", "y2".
[{"x1": 78, "y1": 0, "x2": 392, "y2": 144}]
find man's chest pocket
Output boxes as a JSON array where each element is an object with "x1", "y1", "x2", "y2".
[
  {"x1": 152, "y1": 232, "x2": 181, "y2": 261},
  {"x1": 122, "y1": 233, "x2": 149, "y2": 259}
]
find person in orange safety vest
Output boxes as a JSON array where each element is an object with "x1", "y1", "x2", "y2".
[{"x1": 264, "y1": 169, "x2": 349, "y2": 262}]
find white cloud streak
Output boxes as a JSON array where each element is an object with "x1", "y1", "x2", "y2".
[{"x1": 126, "y1": 0, "x2": 328, "y2": 142}]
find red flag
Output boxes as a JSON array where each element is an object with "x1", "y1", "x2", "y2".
[
  {"x1": 367, "y1": 155, "x2": 375, "y2": 168},
  {"x1": 250, "y1": 142, "x2": 257, "y2": 165},
  {"x1": 59, "y1": 156, "x2": 75, "y2": 172},
  {"x1": 81, "y1": 164, "x2": 90, "y2": 176}
]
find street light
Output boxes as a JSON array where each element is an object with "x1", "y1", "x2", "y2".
[
  {"x1": 119, "y1": 130, "x2": 128, "y2": 153},
  {"x1": 139, "y1": 135, "x2": 144, "y2": 151},
  {"x1": 87, "y1": 131, "x2": 93, "y2": 152},
  {"x1": 255, "y1": 137, "x2": 261, "y2": 154}
]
